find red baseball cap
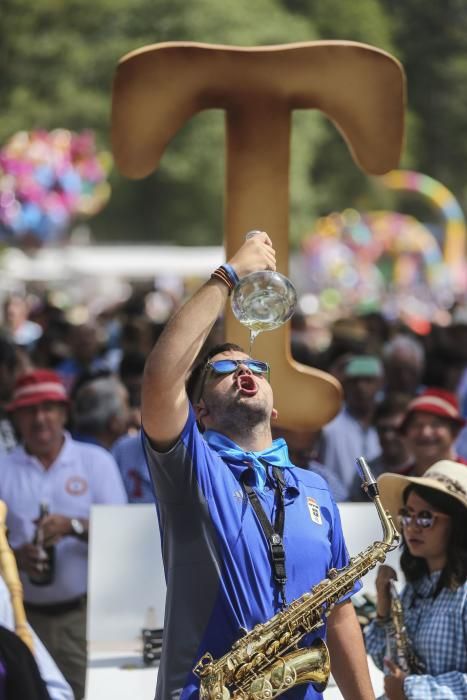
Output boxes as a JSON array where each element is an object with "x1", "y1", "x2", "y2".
[
  {"x1": 401, "y1": 387, "x2": 466, "y2": 431},
  {"x1": 7, "y1": 369, "x2": 69, "y2": 412}
]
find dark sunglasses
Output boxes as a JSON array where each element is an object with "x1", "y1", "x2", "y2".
[{"x1": 397, "y1": 508, "x2": 449, "y2": 529}]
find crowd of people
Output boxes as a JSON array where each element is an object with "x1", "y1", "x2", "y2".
[{"x1": 0, "y1": 233, "x2": 465, "y2": 699}]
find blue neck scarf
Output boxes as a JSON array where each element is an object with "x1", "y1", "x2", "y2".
[{"x1": 204, "y1": 430, "x2": 294, "y2": 492}]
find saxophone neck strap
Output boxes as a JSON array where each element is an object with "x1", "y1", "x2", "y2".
[{"x1": 242, "y1": 464, "x2": 287, "y2": 608}]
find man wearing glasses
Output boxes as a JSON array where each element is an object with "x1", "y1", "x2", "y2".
[{"x1": 141, "y1": 232, "x2": 375, "y2": 700}]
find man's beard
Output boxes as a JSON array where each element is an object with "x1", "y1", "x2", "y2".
[{"x1": 205, "y1": 393, "x2": 270, "y2": 435}]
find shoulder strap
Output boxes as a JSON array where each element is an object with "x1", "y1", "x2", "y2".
[{"x1": 242, "y1": 466, "x2": 287, "y2": 608}]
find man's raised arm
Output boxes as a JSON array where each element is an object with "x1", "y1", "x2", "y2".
[{"x1": 141, "y1": 232, "x2": 275, "y2": 449}]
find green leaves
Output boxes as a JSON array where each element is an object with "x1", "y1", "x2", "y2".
[{"x1": 1, "y1": 0, "x2": 465, "y2": 245}]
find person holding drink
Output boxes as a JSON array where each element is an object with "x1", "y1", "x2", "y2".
[
  {"x1": 141, "y1": 231, "x2": 375, "y2": 699},
  {"x1": 365, "y1": 460, "x2": 467, "y2": 699}
]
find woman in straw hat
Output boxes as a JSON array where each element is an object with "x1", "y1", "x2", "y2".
[{"x1": 364, "y1": 460, "x2": 467, "y2": 699}]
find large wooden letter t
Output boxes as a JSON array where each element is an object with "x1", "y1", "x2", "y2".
[{"x1": 111, "y1": 40, "x2": 405, "y2": 429}]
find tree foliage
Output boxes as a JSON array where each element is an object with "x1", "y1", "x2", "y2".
[
  {"x1": 1, "y1": 0, "x2": 466, "y2": 245},
  {"x1": 382, "y1": 0, "x2": 467, "y2": 216}
]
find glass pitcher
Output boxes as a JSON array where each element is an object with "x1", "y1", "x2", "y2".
[{"x1": 231, "y1": 230, "x2": 297, "y2": 348}]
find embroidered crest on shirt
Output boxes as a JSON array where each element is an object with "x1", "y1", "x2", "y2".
[
  {"x1": 65, "y1": 476, "x2": 88, "y2": 496},
  {"x1": 307, "y1": 497, "x2": 322, "y2": 525}
]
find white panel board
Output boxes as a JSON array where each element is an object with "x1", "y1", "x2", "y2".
[
  {"x1": 87, "y1": 504, "x2": 166, "y2": 645},
  {"x1": 86, "y1": 502, "x2": 393, "y2": 697},
  {"x1": 87, "y1": 501, "x2": 401, "y2": 645},
  {"x1": 338, "y1": 502, "x2": 402, "y2": 595}
]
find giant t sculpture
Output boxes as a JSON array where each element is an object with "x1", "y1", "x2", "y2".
[{"x1": 111, "y1": 40, "x2": 405, "y2": 429}]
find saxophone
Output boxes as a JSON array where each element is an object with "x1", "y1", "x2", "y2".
[
  {"x1": 0, "y1": 500, "x2": 34, "y2": 651},
  {"x1": 386, "y1": 580, "x2": 425, "y2": 675},
  {"x1": 194, "y1": 457, "x2": 399, "y2": 700}
]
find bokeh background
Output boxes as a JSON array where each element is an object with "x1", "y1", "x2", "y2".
[
  {"x1": 1, "y1": 0, "x2": 466, "y2": 339},
  {"x1": 1, "y1": 0, "x2": 466, "y2": 244}
]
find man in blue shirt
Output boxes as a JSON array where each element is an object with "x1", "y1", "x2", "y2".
[
  {"x1": 141, "y1": 232, "x2": 375, "y2": 700},
  {"x1": 111, "y1": 432, "x2": 154, "y2": 503}
]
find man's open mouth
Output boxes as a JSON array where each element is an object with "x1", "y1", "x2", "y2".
[{"x1": 235, "y1": 374, "x2": 258, "y2": 396}]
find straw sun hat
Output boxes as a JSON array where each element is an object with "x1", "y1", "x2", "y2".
[{"x1": 378, "y1": 460, "x2": 467, "y2": 533}]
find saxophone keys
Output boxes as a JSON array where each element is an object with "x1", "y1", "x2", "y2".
[
  {"x1": 193, "y1": 652, "x2": 214, "y2": 676},
  {"x1": 234, "y1": 663, "x2": 250, "y2": 681},
  {"x1": 270, "y1": 662, "x2": 297, "y2": 690},
  {"x1": 247, "y1": 677, "x2": 273, "y2": 699},
  {"x1": 252, "y1": 653, "x2": 266, "y2": 667},
  {"x1": 265, "y1": 640, "x2": 280, "y2": 656}
]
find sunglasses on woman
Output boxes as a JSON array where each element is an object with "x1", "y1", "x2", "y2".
[{"x1": 397, "y1": 507, "x2": 450, "y2": 530}]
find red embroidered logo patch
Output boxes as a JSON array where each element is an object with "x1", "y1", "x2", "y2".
[{"x1": 65, "y1": 476, "x2": 88, "y2": 496}]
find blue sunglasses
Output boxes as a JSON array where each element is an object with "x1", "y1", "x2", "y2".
[
  {"x1": 194, "y1": 358, "x2": 270, "y2": 403},
  {"x1": 207, "y1": 359, "x2": 270, "y2": 377}
]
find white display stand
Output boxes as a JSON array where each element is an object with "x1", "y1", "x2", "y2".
[
  {"x1": 87, "y1": 504, "x2": 165, "y2": 647},
  {"x1": 338, "y1": 502, "x2": 402, "y2": 594},
  {"x1": 86, "y1": 502, "x2": 396, "y2": 699}
]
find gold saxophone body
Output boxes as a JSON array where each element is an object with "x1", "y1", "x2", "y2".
[
  {"x1": 0, "y1": 499, "x2": 34, "y2": 651},
  {"x1": 194, "y1": 457, "x2": 399, "y2": 700},
  {"x1": 386, "y1": 581, "x2": 425, "y2": 675}
]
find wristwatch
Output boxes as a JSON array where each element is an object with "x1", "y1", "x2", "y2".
[{"x1": 70, "y1": 518, "x2": 85, "y2": 537}]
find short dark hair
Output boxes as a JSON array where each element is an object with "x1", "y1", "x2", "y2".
[
  {"x1": 119, "y1": 351, "x2": 146, "y2": 380},
  {"x1": 400, "y1": 483, "x2": 467, "y2": 593},
  {"x1": 0, "y1": 334, "x2": 17, "y2": 371},
  {"x1": 186, "y1": 342, "x2": 245, "y2": 404},
  {"x1": 373, "y1": 392, "x2": 413, "y2": 424}
]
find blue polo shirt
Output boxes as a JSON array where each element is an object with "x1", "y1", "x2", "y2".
[{"x1": 143, "y1": 407, "x2": 360, "y2": 700}]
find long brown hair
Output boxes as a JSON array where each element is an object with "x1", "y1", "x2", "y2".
[{"x1": 400, "y1": 483, "x2": 467, "y2": 593}]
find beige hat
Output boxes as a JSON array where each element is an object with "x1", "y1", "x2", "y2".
[{"x1": 378, "y1": 460, "x2": 467, "y2": 533}]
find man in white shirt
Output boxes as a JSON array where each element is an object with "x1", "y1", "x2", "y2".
[
  {"x1": 0, "y1": 369, "x2": 127, "y2": 700},
  {"x1": 318, "y1": 356, "x2": 383, "y2": 500}
]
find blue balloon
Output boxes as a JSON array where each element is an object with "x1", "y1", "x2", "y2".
[
  {"x1": 60, "y1": 169, "x2": 81, "y2": 193},
  {"x1": 22, "y1": 201, "x2": 42, "y2": 229},
  {"x1": 35, "y1": 164, "x2": 55, "y2": 189}
]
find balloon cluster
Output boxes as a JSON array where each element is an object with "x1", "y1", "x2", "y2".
[
  {"x1": 302, "y1": 208, "x2": 455, "y2": 331},
  {"x1": 0, "y1": 129, "x2": 111, "y2": 245}
]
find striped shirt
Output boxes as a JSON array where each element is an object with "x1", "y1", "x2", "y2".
[{"x1": 365, "y1": 571, "x2": 467, "y2": 699}]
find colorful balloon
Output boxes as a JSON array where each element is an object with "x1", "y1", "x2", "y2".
[
  {"x1": 0, "y1": 129, "x2": 112, "y2": 245},
  {"x1": 302, "y1": 204, "x2": 460, "y2": 330}
]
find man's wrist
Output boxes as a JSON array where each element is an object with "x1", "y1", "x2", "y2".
[
  {"x1": 210, "y1": 266, "x2": 237, "y2": 295},
  {"x1": 222, "y1": 263, "x2": 239, "y2": 284}
]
